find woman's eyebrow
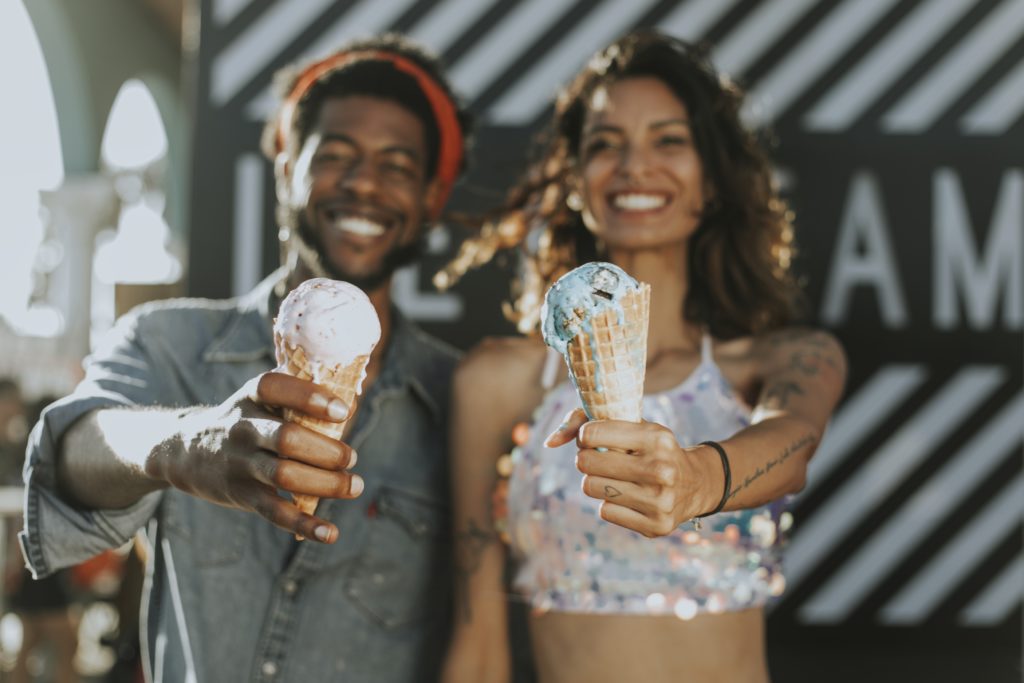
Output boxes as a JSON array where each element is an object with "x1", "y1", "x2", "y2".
[{"x1": 650, "y1": 117, "x2": 691, "y2": 130}]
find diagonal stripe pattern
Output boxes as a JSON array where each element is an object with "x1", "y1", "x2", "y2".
[
  {"x1": 802, "y1": 365, "x2": 928, "y2": 497},
  {"x1": 960, "y1": 554, "x2": 1024, "y2": 626},
  {"x1": 799, "y1": 392, "x2": 1024, "y2": 623},
  {"x1": 882, "y1": 0, "x2": 1024, "y2": 133},
  {"x1": 803, "y1": 0, "x2": 975, "y2": 132},
  {"x1": 784, "y1": 366, "x2": 1006, "y2": 590},
  {"x1": 880, "y1": 475, "x2": 1024, "y2": 623}
]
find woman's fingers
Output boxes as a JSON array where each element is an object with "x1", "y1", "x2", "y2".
[
  {"x1": 582, "y1": 474, "x2": 677, "y2": 520},
  {"x1": 576, "y1": 447, "x2": 681, "y2": 489},
  {"x1": 577, "y1": 419, "x2": 676, "y2": 454},
  {"x1": 599, "y1": 501, "x2": 677, "y2": 538},
  {"x1": 543, "y1": 408, "x2": 588, "y2": 447},
  {"x1": 251, "y1": 372, "x2": 350, "y2": 422}
]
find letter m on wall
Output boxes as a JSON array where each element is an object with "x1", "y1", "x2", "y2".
[{"x1": 934, "y1": 169, "x2": 1023, "y2": 331}]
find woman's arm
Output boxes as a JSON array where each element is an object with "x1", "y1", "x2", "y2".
[
  {"x1": 550, "y1": 328, "x2": 847, "y2": 536},
  {"x1": 442, "y1": 340, "x2": 542, "y2": 683}
]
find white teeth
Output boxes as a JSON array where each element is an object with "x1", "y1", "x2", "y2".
[
  {"x1": 335, "y1": 217, "x2": 386, "y2": 237},
  {"x1": 612, "y1": 193, "x2": 667, "y2": 211}
]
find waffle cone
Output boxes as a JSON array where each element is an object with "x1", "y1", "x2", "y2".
[
  {"x1": 274, "y1": 332, "x2": 368, "y2": 517},
  {"x1": 565, "y1": 284, "x2": 650, "y2": 422}
]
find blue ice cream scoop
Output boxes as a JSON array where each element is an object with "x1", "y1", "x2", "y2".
[{"x1": 541, "y1": 262, "x2": 642, "y2": 356}]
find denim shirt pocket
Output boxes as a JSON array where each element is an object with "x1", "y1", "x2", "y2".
[
  {"x1": 344, "y1": 486, "x2": 449, "y2": 629},
  {"x1": 162, "y1": 491, "x2": 248, "y2": 567}
]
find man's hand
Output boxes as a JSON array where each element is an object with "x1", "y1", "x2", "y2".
[
  {"x1": 149, "y1": 372, "x2": 360, "y2": 543},
  {"x1": 545, "y1": 408, "x2": 720, "y2": 537}
]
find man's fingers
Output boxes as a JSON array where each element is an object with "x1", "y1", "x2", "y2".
[
  {"x1": 543, "y1": 408, "x2": 588, "y2": 447},
  {"x1": 248, "y1": 487, "x2": 338, "y2": 543},
  {"x1": 245, "y1": 452, "x2": 363, "y2": 499},
  {"x1": 581, "y1": 475, "x2": 649, "y2": 513},
  {"x1": 253, "y1": 372, "x2": 349, "y2": 422},
  {"x1": 273, "y1": 422, "x2": 357, "y2": 470},
  {"x1": 275, "y1": 459, "x2": 364, "y2": 499}
]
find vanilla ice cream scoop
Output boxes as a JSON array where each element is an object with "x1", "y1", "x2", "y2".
[{"x1": 273, "y1": 278, "x2": 381, "y2": 387}]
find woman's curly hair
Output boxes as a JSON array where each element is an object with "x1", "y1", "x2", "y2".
[{"x1": 436, "y1": 30, "x2": 802, "y2": 339}]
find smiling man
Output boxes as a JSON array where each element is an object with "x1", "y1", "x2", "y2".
[{"x1": 20, "y1": 35, "x2": 472, "y2": 682}]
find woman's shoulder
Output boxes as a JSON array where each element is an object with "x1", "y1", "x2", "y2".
[
  {"x1": 455, "y1": 336, "x2": 548, "y2": 387},
  {"x1": 452, "y1": 336, "x2": 550, "y2": 419},
  {"x1": 749, "y1": 326, "x2": 847, "y2": 374}
]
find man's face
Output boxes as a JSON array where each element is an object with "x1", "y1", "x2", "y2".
[{"x1": 281, "y1": 95, "x2": 437, "y2": 292}]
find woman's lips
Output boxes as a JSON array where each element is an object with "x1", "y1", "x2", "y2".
[{"x1": 607, "y1": 191, "x2": 671, "y2": 212}]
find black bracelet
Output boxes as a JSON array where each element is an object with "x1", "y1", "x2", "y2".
[{"x1": 698, "y1": 440, "x2": 731, "y2": 517}]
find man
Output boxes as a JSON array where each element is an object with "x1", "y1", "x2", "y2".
[{"x1": 20, "y1": 34, "x2": 472, "y2": 682}]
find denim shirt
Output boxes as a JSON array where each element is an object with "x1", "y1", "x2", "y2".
[{"x1": 20, "y1": 270, "x2": 459, "y2": 683}]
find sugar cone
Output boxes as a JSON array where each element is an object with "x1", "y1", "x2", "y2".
[
  {"x1": 274, "y1": 331, "x2": 368, "y2": 517},
  {"x1": 565, "y1": 284, "x2": 650, "y2": 422}
]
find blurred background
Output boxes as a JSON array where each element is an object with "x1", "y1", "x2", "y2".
[{"x1": 0, "y1": 0, "x2": 1020, "y2": 681}]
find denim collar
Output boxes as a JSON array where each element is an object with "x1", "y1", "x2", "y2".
[{"x1": 201, "y1": 268, "x2": 445, "y2": 422}]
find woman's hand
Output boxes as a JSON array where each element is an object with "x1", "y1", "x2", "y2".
[
  {"x1": 148, "y1": 372, "x2": 361, "y2": 543},
  {"x1": 545, "y1": 408, "x2": 722, "y2": 537}
]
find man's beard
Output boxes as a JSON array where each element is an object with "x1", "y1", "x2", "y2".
[{"x1": 285, "y1": 208, "x2": 424, "y2": 293}]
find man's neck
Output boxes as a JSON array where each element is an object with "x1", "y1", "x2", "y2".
[{"x1": 285, "y1": 263, "x2": 393, "y2": 388}]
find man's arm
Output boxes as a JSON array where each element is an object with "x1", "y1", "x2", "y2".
[{"x1": 55, "y1": 373, "x2": 360, "y2": 542}]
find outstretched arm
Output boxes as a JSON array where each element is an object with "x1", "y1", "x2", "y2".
[
  {"x1": 57, "y1": 372, "x2": 360, "y2": 542},
  {"x1": 550, "y1": 329, "x2": 847, "y2": 536}
]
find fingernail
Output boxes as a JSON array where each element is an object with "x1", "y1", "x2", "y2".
[
  {"x1": 543, "y1": 423, "x2": 567, "y2": 448},
  {"x1": 314, "y1": 525, "x2": 332, "y2": 542},
  {"x1": 348, "y1": 449, "x2": 358, "y2": 468},
  {"x1": 350, "y1": 475, "x2": 364, "y2": 496},
  {"x1": 327, "y1": 399, "x2": 348, "y2": 421}
]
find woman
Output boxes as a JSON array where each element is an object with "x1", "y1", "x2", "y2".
[{"x1": 440, "y1": 31, "x2": 846, "y2": 683}]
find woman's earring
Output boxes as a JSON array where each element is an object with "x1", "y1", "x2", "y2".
[{"x1": 566, "y1": 191, "x2": 583, "y2": 212}]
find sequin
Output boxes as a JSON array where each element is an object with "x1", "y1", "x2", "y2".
[{"x1": 507, "y1": 344, "x2": 791, "y2": 618}]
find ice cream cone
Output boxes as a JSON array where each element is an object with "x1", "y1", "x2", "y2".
[
  {"x1": 270, "y1": 278, "x2": 381, "y2": 528},
  {"x1": 274, "y1": 333, "x2": 369, "y2": 516},
  {"x1": 565, "y1": 284, "x2": 650, "y2": 422}
]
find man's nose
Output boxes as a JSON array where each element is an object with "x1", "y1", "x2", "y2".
[{"x1": 340, "y1": 158, "x2": 378, "y2": 195}]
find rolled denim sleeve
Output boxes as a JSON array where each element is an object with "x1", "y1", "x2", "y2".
[{"x1": 19, "y1": 310, "x2": 168, "y2": 578}]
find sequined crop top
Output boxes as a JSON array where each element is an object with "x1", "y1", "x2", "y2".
[{"x1": 506, "y1": 335, "x2": 790, "y2": 618}]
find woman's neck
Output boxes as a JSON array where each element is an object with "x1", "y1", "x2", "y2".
[{"x1": 607, "y1": 243, "x2": 701, "y2": 354}]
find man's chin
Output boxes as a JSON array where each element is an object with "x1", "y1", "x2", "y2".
[{"x1": 288, "y1": 231, "x2": 420, "y2": 294}]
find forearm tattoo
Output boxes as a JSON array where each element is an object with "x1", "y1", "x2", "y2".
[
  {"x1": 727, "y1": 433, "x2": 817, "y2": 501},
  {"x1": 454, "y1": 518, "x2": 498, "y2": 623}
]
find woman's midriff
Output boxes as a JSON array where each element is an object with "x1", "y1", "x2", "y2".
[{"x1": 528, "y1": 608, "x2": 769, "y2": 683}]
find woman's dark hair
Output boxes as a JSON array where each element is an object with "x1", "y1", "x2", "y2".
[{"x1": 437, "y1": 29, "x2": 802, "y2": 338}]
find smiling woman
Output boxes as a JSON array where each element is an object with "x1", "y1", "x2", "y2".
[{"x1": 440, "y1": 30, "x2": 846, "y2": 683}]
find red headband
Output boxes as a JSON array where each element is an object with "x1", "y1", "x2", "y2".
[{"x1": 276, "y1": 50, "x2": 463, "y2": 220}]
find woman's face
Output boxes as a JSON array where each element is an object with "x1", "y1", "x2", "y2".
[{"x1": 576, "y1": 76, "x2": 708, "y2": 251}]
